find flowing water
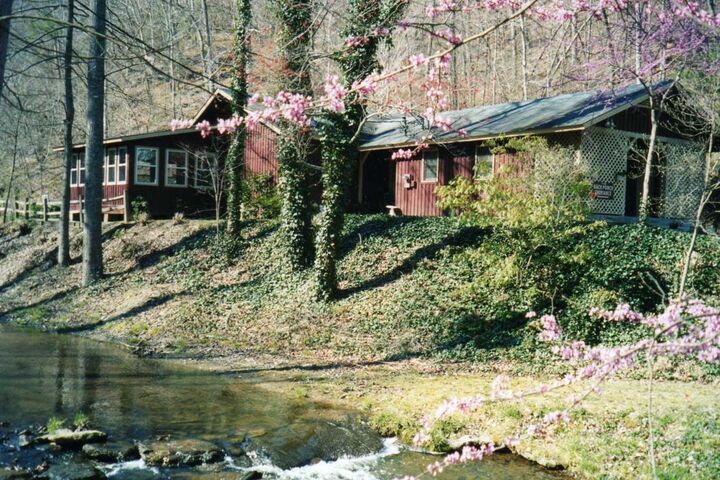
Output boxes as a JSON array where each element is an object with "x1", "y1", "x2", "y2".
[{"x1": 0, "y1": 325, "x2": 564, "y2": 479}]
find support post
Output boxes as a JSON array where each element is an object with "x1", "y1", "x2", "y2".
[
  {"x1": 123, "y1": 190, "x2": 130, "y2": 222},
  {"x1": 42, "y1": 195, "x2": 48, "y2": 222},
  {"x1": 24, "y1": 197, "x2": 29, "y2": 220},
  {"x1": 79, "y1": 194, "x2": 84, "y2": 225}
]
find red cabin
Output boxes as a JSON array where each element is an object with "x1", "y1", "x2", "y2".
[{"x1": 58, "y1": 88, "x2": 280, "y2": 220}]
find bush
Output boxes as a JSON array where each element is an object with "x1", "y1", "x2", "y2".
[
  {"x1": 437, "y1": 136, "x2": 591, "y2": 230},
  {"x1": 131, "y1": 196, "x2": 149, "y2": 222},
  {"x1": 241, "y1": 174, "x2": 281, "y2": 219}
]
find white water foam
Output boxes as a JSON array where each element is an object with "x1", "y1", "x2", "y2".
[
  {"x1": 227, "y1": 437, "x2": 401, "y2": 480},
  {"x1": 102, "y1": 458, "x2": 160, "y2": 477}
]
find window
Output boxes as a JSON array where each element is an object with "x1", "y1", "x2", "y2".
[
  {"x1": 194, "y1": 152, "x2": 215, "y2": 189},
  {"x1": 70, "y1": 153, "x2": 79, "y2": 186},
  {"x1": 135, "y1": 147, "x2": 159, "y2": 185},
  {"x1": 118, "y1": 147, "x2": 127, "y2": 184},
  {"x1": 474, "y1": 146, "x2": 494, "y2": 179},
  {"x1": 422, "y1": 150, "x2": 439, "y2": 182},
  {"x1": 78, "y1": 154, "x2": 86, "y2": 186},
  {"x1": 105, "y1": 148, "x2": 117, "y2": 184},
  {"x1": 165, "y1": 149, "x2": 188, "y2": 187}
]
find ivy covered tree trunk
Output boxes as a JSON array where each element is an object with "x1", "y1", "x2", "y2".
[
  {"x1": 274, "y1": 0, "x2": 315, "y2": 270},
  {"x1": 314, "y1": 115, "x2": 353, "y2": 300},
  {"x1": 82, "y1": 0, "x2": 106, "y2": 286},
  {"x1": 313, "y1": 0, "x2": 406, "y2": 300},
  {"x1": 58, "y1": 0, "x2": 75, "y2": 267},
  {"x1": 226, "y1": 0, "x2": 251, "y2": 234}
]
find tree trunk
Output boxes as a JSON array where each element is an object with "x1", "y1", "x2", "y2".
[
  {"x1": 274, "y1": 0, "x2": 315, "y2": 270},
  {"x1": 2, "y1": 117, "x2": 19, "y2": 224},
  {"x1": 58, "y1": 0, "x2": 75, "y2": 267},
  {"x1": 200, "y1": 0, "x2": 214, "y2": 91},
  {"x1": 314, "y1": 116, "x2": 352, "y2": 301},
  {"x1": 0, "y1": 0, "x2": 13, "y2": 101},
  {"x1": 83, "y1": 0, "x2": 106, "y2": 286},
  {"x1": 640, "y1": 101, "x2": 658, "y2": 222},
  {"x1": 226, "y1": 0, "x2": 251, "y2": 234},
  {"x1": 519, "y1": 14, "x2": 528, "y2": 100}
]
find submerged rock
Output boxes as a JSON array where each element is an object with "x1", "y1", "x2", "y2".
[
  {"x1": 82, "y1": 442, "x2": 139, "y2": 463},
  {"x1": 241, "y1": 416, "x2": 384, "y2": 470},
  {"x1": 0, "y1": 468, "x2": 31, "y2": 479},
  {"x1": 139, "y1": 439, "x2": 224, "y2": 467},
  {"x1": 37, "y1": 463, "x2": 106, "y2": 480},
  {"x1": 38, "y1": 430, "x2": 107, "y2": 448}
]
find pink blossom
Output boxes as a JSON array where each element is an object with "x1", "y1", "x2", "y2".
[
  {"x1": 538, "y1": 314, "x2": 561, "y2": 342},
  {"x1": 391, "y1": 149, "x2": 414, "y2": 160},
  {"x1": 170, "y1": 119, "x2": 193, "y2": 131},
  {"x1": 195, "y1": 120, "x2": 212, "y2": 138},
  {"x1": 409, "y1": 54, "x2": 429, "y2": 69},
  {"x1": 323, "y1": 75, "x2": 347, "y2": 113}
]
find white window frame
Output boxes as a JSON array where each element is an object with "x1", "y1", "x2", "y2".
[
  {"x1": 117, "y1": 147, "x2": 127, "y2": 185},
  {"x1": 78, "y1": 153, "x2": 86, "y2": 186},
  {"x1": 194, "y1": 152, "x2": 215, "y2": 189},
  {"x1": 474, "y1": 145, "x2": 495, "y2": 180},
  {"x1": 70, "y1": 153, "x2": 79, "y2": 186},
  {"x1": 421, "y1": 150, "x2": 440, "y2": 183},
  {"x1": 165, "y1": 149, "x2": 189, "y2": 188},
  {"x1": 134, "y1": 146, "x2": 160, "y2": 186},
  {"x1": 105, "y1": 148, "x2": 117, "y2": 185}
]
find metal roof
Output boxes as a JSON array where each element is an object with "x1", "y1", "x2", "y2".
[{"x1": 358, "y1": 82, "x2": 669, "y2": 151}]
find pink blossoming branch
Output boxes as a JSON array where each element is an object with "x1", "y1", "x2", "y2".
[
  {"x1": 398, "y1": 298, "x2": 720, "y2": 478},
  {"x1": 169, "y1": 0, "x2": 541, "y2": 150}
]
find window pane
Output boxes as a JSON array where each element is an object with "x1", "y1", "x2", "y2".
[
  {"x1": 70, "y1": 169, "x2": 77, "y2": 186},
  {"x1": 118, "y1": 148, "x2": 127, "y2": 183},
  {"x1": 475, "y1": 153, "x2": 493, "y2": 179},
  {"x1": 136, "y1": 148, "x2": 158, "y2": 184},
  {"x1": 166, "y1": 150, "x2": 187, "y2": 186},
  {"x1": 195, "y1": 153, "x2": 213, "y2": 188},
  {"x1": 423, "y1": 152, "x2": 439, "y2": 182},
  {"x1": 106, "y1": 149, "x2": 116, "y2": 183}
]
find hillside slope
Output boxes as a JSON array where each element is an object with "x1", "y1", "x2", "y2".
[{"x1": 1, "y1": 216, "x2": 719, "y2": 373}]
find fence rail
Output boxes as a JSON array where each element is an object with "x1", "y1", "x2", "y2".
[{"x1": 1, "y1": 191, "x2": 129, "y2": 224}]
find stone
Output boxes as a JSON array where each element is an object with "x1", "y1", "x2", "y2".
[
  {"x1": 139, "y1": 439, "x2": 224, "y2": 467},
  {"x1": 37, "y1": 463, "x2": 106, "y2": 480},
  {"x1": 17, "y1": 435, "x2": 32, "y2": 448},
  {"x1": 240, "y1": 416, "x2": 384, "y2": 469},
  {"x1": 445, "y1": 434, "x2": 494, "y2": 451},
  {"x1": 82, "y1": 443, "x2": 139, "y2": 463},
  {"x1": 38, "y1": 430, "x2": 107, "y2": 448},
  {"x1": 0, "y1": 469, "x2": 31, "y2": 479}
]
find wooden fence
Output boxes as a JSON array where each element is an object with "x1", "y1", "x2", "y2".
[{"x1": 1, "y1": 191, "x2": 130, "y2": 224}]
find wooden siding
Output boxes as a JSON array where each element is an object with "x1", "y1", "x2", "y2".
[
  {"x1": 393, "y1": 153, "x2": 448, "y2": 217},
  {"x1": 244, "y1": 123, "x2": 278, "y2": 181}
]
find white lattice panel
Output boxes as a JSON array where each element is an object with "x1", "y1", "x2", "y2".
[
  {"x1": 659, "y1": 142, "x2": 704, "y2": 220},
  {"x1": 580, "y1": 128, "x2": 631, "y2": 215}
]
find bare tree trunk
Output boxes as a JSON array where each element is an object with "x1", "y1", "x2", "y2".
[
  {"x1": 0, "y1": 0, "x2": 13, "y2": 101},
  {"x1": 83, "y1": 0, "x2": 107, "y2": 286},
  {"x1": 519, "y1": 14, "x2": 528, "y2": 100},
  {"x1": 640, "y1": 98, "x2": 658, "y2": 221},
  {"x1": 679, "y1": 130, "x2": 715, "y2": 296},
  {"x1": 200, "y1": 0, "x2": 214, "y2": 91},
  {"x1": 2, "y1": 117, "x2": 19, "y2": 224},
  {"x1": 58, "y1": 0, "x2": 75, "y2": 267}
]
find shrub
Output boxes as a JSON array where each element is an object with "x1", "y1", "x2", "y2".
[
  {"x1": 47, "y1": 416, "x2": 65, "y2": 434},
  {"x1": 241, "y1": 174, "x2": 282, "y2": 219},
  {"x1": 172, "y1": 212, "x2": 186, "y2": 225},
  {"x1": 131, "y1": 196, "x2": 149, "y2": 222},
  {"x1": 437, "y1": 136, "x2": 591, "y2": 230}
]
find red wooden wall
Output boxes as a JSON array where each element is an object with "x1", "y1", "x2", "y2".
[{"x1": 244, "y1": 123, "x2": 278, "y2": 181}]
